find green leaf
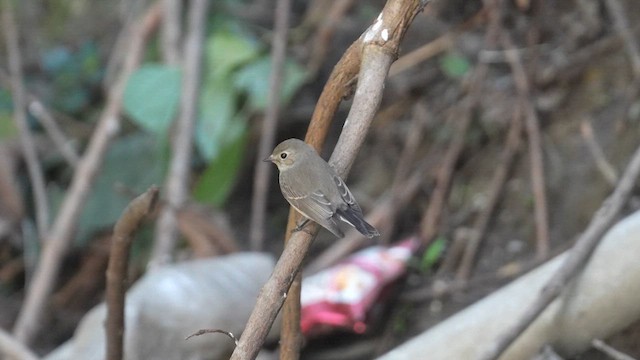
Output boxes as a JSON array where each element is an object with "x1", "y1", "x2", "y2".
[
  {"x1": 196, "y1": 78, "x2": 237, "y2": 160},
  {"x1": 123, "y1": 64, "x2": 182, "y2": 135},
  {"x1": 440, "y1": 53, "x2": 470, "y2": 79},
  {"x1": 193, "y1": 127, "x2": 247, "y2": 206},
  {"x1": 49, "y1": 134, "x2": 164, "y2": 245},
  {"x1": 420, "y1": 237, "x2": 446, "y2": 271},
  {"x1": 207, "y1": 32, "x2": 259, "y2": 80},
  {"x1": 0, "y1": 114, "x2": 18, "y2": 139},
  {"x1": 233, "y1": 56, "x2": 307, "y2": 110}
]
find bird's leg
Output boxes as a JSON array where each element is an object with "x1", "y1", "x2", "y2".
[{"x1": 292, "y1": 218, "x2": 310, "y2": 233}]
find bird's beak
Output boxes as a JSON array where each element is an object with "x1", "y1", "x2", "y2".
[{"x1": 263, "y1": 155, "x2": 273, "y2": 163}]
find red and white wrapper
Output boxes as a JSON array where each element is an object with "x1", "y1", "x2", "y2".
[{"x1": 301, "y1": 238, "x2": 418, "y2": 336}]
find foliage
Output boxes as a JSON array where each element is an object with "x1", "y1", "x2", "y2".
[
  {"x1": 123, "y1": 26, "x2": 306, "y2": 207},
  {"x1": 123, "y1": 64, "x2": 182, "y2": 136},
  {"x1": 48, "y1": 134, "x2": 164, "y2": 245},
  {"x1": 40, "y1": 42, "x2": 103, "y2": 113},
  {"x1": 419, "y1": 236, "x2": 446, "y2": 272},
  {"x1": 439, "y1": 52, "x2": 470, "y2": 79}
]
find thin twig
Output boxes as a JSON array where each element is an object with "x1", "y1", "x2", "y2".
[
  {"x1": 161, "y1": 0, "x2": 182, "y2": 66},
  {"x1": 306, "y1": 0, "x2": 356, "y2": 77},
  {"x1": 418, "y1": 0, "x2": 501, "y2": 247},
  {"x1": 2, "y1": 0, "x2": 50, "y2": 239},
  {"x1": 186, "y1": 329, "x2": 238, "y2": 345},
  {"x1": 502, "y1": 32, "x2": 550, "y2": 259},
  {"x1": 389, "y1": 8, "x2": 486, "y2": 77},
  {"x1": 604, "y1": 0, "x2": 640, "y2": 78},
  {"x1": 456, "y1": 104, "x2": 523, "y2": 281},
  {"x1": 0, "y1": 71, "x2": 81, "y2": 169},
  {"x1": 28, "y1": 100, "x2": 80, "y2": 168},
  {"x1": 418, "y1": 107, "x2": 471, "y2": 245},
  {"x1": 479, "y1": 140, "x2": 640, "y2": 360},
  {"x1": 249, "y1": 0, "x2": 292, "y2": 252},
  {"x1": 229, "y1": 2, "x2": 427, "y2": 359},
  {"x1": 106, "y1": 187, "x2": 159, "y2": 360},
  {"x1": 592, "y1": 339, "x2": 638, "y2": 360},
  {"x1": 150, "y1": 0, "x2": 210, "y2": 267},
  {"x1": 0, "y1": 145, "x2": 24, "y2": 221},
  {"x1": 580, "y1": 119, "x2": 618, "y2": 186},
  {"x1": 12, "y1": 3, "x2": 161, "y2": 345},
  {"x1": 0, "y1": 327, "x2": 38, "y2": 360},
  {"x1": 177, "y1": 205, "x2": 239, "y2": 256}
]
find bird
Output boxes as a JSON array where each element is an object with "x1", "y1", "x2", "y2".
[{"x1": 265, "y1": 138, "x2": 380, "y2": 238}]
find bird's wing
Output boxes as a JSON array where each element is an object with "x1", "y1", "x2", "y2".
[
  {"x1": 281, "y1": 181, "x2": 344, "y2": 237},
  {"x1": 331, "y1": 174, "x2": 362, "y2": 214},
  {"x1": 281, "y1": 181, "x2": 333, "y2": 220}
]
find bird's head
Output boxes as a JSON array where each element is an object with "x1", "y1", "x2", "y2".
[{"x1": 264, "y1": 138, "x2": 309, "y2": 171}]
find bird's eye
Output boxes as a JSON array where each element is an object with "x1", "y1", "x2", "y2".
[{"x1": 280, "y1": 152, "x2": 288, "y2": 159}]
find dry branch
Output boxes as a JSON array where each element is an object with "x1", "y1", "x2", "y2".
[
  {"x1": 151, "y1": 0, "x2": 210, "y2": 266},
  {"x1": 229, "y1": 1, "x2": 428, "y2": 359},
  {"x1": 501, "y1": 32, "x2": 550, "y2": 259},
  {"x1": 479, "y1": 135, "x2": 640, "y2": 360},
  {"x1": 250, "y1": 0, "x2": 292, "y2": 252},
  {"x1": 161, "y1": 0, "x2": 182, "y2": 66},
  {"x1": 456, "y1": 105, "x2": 523, "y2": 281},
  {"x1": 418, "y1": 0, "x2": 502, "y2": 247},
  {"x1": 12, "y1": 3, "x2": 161, "y2": 344},
  {"x1": 106, "y1": 187, "x2": 159, "y2": 360},
  {"x1": 28, "y1": 101, "x2": 80, "y2": 168},
  {"x1": 604, "y1": 0, "x2": 640, "y2": 78},
  {"x1": 0, "y1": 327, "x2": 38, "y2": 360},
  {"x1": 2, "y1": 0, "x2": 50, "y2": 239}
]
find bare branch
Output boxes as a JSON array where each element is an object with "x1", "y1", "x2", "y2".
[
  {"x1": 106, "y1": 187, "x2": 159, "y2": 360},
  {"x1": 580, "y1": 118, "x2": 618, "y2": 186},
  {"x1": 28, "y1": 101, "x2": 80, "y2": 168},
  {"x1": 604, "y1": 0, "x2": 640, "y2": 78},
  {"x1": 0, "y1": 327, "x2": 38, "y2": 360},
  {"x1": 456, "y1": 104, "x2": 523, "y2": 281},
  {"x1": 150, "y1": 0, "x2": 210, "y2": 267},
  {"x1": 2, "y1": 0, "x2": 50, "y2": 239},
  {"x1": 161, "y1": 0, "x2": 182, "y2": 66},
  {"x1": 591, "y1": 339, "x2": 638, "y2": 360},
  {"x1": 12, "y1": 3, "x2": 161, "y2": 345},
  {"x1": 479, "y1": 133, "x2": 640, "y2": 360},
  {"x1": 502, "y1": 32, "x2": 550, "y2": 259},
  {"x1": 250, "y1": 0, "x2": 292, "y2": 251},
  {"x1": 229, "y1": 1, "x2": 427, "y2": 359}
]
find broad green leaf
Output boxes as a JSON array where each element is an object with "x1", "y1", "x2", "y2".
[
  {"x1": 193, "y1": 127, "x2": 247, "y2": 206},
  {"x1": 196, "y1": 78, "x2": 237, "y2": 160},
  {"x1": 49, "y1": 134, "x2": 164, "y2": 245},
  {"x1": 440, "y1": 53, "x2": 470, "y2": 79},
  {"x1": 421, "y1": 236, "x2": 446, "y2": 271},
  {"x1": 207, "y1": 32, "x2": 259, "y2": 79},
  {"x1": 233, "y1": 56, "x2": 307, "y2": 110},
  {"x1": 123, "y1": 64, "x2": 182, "y2": 135}
]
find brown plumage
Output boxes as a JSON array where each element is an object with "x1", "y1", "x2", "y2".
[{"x1": 265, "y1": 138, "x2": 379, "y2": 238}]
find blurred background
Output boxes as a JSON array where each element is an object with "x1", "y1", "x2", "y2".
[{"x1": 1, "y1": 0, "x2": 640, "y2": 359}]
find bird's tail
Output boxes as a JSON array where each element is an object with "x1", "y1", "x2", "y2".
[{"x1": 336, "y1": 208, "x2": 380, "y2": 238}]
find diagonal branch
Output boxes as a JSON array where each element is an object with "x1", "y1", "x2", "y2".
[
  {"x1": 479, "y1": 120, "x2": 640, "y2": 360},
  {"x1": 229, "y1": 2, "x2": 428, "y2": 359},
  {"x1": 12, "y1": 3, "x2": 161, "y2": 345},
  {"x1": 2, "y1": 0, "x2": 50, "y2": 239},
  {"x1": 502, "y1": 32, "x2": 550, "y2": 259}
]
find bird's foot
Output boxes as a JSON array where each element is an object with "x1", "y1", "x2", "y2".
[{"x1": 292, "y1": 219, "x2": 310, "y2": 234}]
